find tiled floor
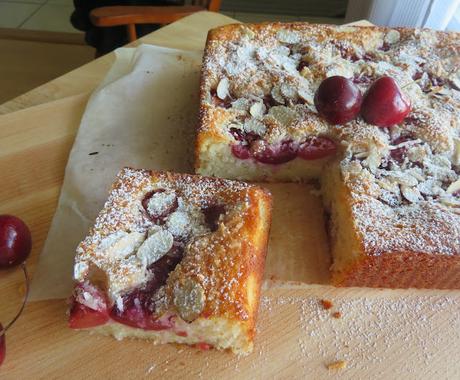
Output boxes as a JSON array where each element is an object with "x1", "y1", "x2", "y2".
[
  {"x1": 0, "y1": 0, "x2": 78, "y2": 32},
  {"x1": 0, "y1": 0, "x2": 341, "y2": 33}
]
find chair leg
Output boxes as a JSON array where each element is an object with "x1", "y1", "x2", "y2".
[{"x1": 127, "y1": 24, "x2": 137, "y2": 42}]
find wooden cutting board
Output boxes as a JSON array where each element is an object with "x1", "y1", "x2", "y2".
[{"x1": 1, "y1": 91, "x2": 459, "y2": 380}]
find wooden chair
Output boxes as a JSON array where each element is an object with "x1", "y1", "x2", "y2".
[{"x1": 90, "y1": 1, "x2": 222, "y2": 42}]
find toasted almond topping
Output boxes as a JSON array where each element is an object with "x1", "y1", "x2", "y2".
[
  {"x1": 446, "y1": 179, "x2": 460, "y2": 194},
  {"x1": 216, "y1": 77, "x2": 230, "y2": 100}
]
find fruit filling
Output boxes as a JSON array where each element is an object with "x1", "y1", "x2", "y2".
[{"x1": 70, "y1": 189, "x2": 223, "y2": 331}]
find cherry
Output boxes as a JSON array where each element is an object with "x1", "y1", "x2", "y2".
[
  {"x1": 298, "y1": 137, "x2": 337, "y2": 160},
  {"x1": 252, "y1": 140, "x2": 297, "y2": 165},
  {"x1": 142, "y1": 189, "x2": 178, "y2": 222},
  {"x1": 231, "y1": 144, "x2": 251, "y2": 160},
  {"x1": 111, "y1": 246, "x2": 183, "y2": 330},
  {"x1": 0, "y1": 215, "x2": 31, "y2": 367},
  {"x1": 202, "y1": 204, "x2": 226, "y2": 232},
  {"x1": 361, "y1": 76, "x2": 411, "y2": 127},
  {"x1": 0, "y1": 324, "x2": 5, "y2": 366},
  {"x1": 314, "y1": 76, "x2": 362, "y2": 125},
  {"x1": 69, "y1": 302, "x2": 109, "y2": 329},
  {"x1": 0, "y1": 215, "x2": 32, "y2": 268},
  {"x1": 69, "y1": 282, "x2": 109, "y2": 329}
]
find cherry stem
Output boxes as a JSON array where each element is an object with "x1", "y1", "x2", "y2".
[{"x1": 1, "y1": 263, "x2": 29, "y2": 335}]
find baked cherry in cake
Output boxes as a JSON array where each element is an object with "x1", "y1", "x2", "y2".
[
  {"x1": 69, "y1": 168, "x2": 272, "y2": 354},
  {"x1": 196, "y1": 22, "x2": 460, "y2": 289}
]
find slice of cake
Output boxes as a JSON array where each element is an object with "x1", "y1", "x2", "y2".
[
  {"x1": 196, "y1": 22, "x2": 460, "y2": 289},
  {"x1": 69, "y1": 168, "x2": 272, "y2": 354}
]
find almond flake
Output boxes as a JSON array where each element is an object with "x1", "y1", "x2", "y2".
[
  {"x1": 280, "y1": 83, "x2": 297, "y2": 99},
  {"x1": 166, "y1": 210, "x2": 191, "y2": 238},
  {"x1": 267, "y1": 106, "x2": 296, "y2": 126},
  {"x1": 298, "y1": 88, "x2": 313, "y2": 104},
  {"x1": 98, "y1": 231, "x2": 145, "y2": 259},
  {"x1": 276, "y1": 29, "x2": 300, "y2": 44},
  {"x1": 136, "y1": 228, "x2": 173, "y2": 266},
  {"x1": 249, "y1": 102, "x2": 266, "y2": 118},
  {"x1": 446, "y1": 179, "x2": 460, "y2": 194},
  {"x1": 244, "y1": 118, "x2": 266, "y2": 135},
  {"x1": 401, "y1": 185, "x2": 423, "y2": 203},
  {"x1": 385, "y1": 30, "x2": 400, "y2": 44},
  {"x1": 147, "y1": 191, "x2": 176, "y2": 218},
  {"x1": 216, "y1": 78, "x2": 230, "y2": 100},
  {"x1": 231, "y1": 98, "x2": 250, "y2": 111},
  {"x1": 271, "y1": 85, "x2": 285, "y2": 104}
]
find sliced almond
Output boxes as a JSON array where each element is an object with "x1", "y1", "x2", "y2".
[
  {"x1": 384, "y1": 30, "x2": 400, "y2": 44},
  {"x1": 216, "y1": 78, "x2": 230, "y2": 100},
  {"x1": 244, "y1": 118, "x2": 266, "y2": 135},
  {"x1": 136, "y1": 228, "x2": 173, "y2": 266},
  {"x1": 249, "y1": 102, "x2": 266, "y2": 118},
  {"x1": 446, "y1": 179, "x2": 460, "y2": 194},
  {"x1": 173, "y1": 279, "x2": 205, "y2": 322},
  {"x1": 271, "y1": 85, "x2": 285, "y2": 104},
  {"x1": 267, "y1": 106, "x2": 296, "y2": 126},
  {"x1": 98, "y1": 231, "x2": 145, "y2": 260},
  {"x1": 280, "y1": 83, "x2": 297, "y2": 99},
  {"x1": 401, "y1": 185, "x2": 423, "y2": 203},
  {"x1": 452, "y1": 138, "x2": 460, "y2": 165},
  {"x1": 276, "y1": 29, "x2": 300, "y2": 44}
]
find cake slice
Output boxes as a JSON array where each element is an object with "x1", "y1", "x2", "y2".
[
  {"x1": 68, "y1": 168, "x2": 272, "y2": 354},
  {"x1": 196, "y1": 22, "x2": 460, "y2": 289}
]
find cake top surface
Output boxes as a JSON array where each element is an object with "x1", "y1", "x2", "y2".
[
  {"x1": 199, "y1": 23, "x2": 460, "y2": 256},
  {"x1": 74, "y1": 167, "x2": 271, "y2": 322}
]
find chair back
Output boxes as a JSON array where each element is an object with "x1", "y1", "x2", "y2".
[{"x1": 191, "y1": 0, "x2": 221, "y2": 12}]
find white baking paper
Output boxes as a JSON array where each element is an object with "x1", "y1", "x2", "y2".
[{"x1": 30, "y1": 45, "x2": 203, "y2": 300}]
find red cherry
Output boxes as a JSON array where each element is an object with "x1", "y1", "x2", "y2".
[
  {"x1": 69, "y1": 302, "x2": 109, "y2": 329},
  {"x1": 314, "y1": 76, "x2": 362, "y2": 125},
  {"x1": 69, "y1": 282, "x2": 109, "y2": 329},
  {"x1": 298, "y1": 137, "x2": 337, "y2": 160},
  {"x1": 361, "y1": 76, "x2": 411, "y2": 127},
  {"x1": 231, "y1": 144, "x2": 251, "y2": 159},
  {"x1": 0, "y1": 324, "x2": 5, "y2": 366},
  {"x1": 0, "y1": 215, "x2": 32, "y2": 268},
  {"x1": 252, "y1": 140, "x2": 297, "y2": 165}
]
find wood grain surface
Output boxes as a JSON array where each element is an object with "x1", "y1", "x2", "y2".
[{"x1": 0, "y1": 13, "x2": 459, "y2": 379}]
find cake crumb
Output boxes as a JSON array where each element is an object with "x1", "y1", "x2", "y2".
[
  {"x1": 320, "y1": 299, "x2": 333, "y2": 310},
  {"x1": 332, "y1": 311, "x2": 342, "y2": 319},
  {"x1": 327, "y1": 360, "x2": 347, "y2": 370}
]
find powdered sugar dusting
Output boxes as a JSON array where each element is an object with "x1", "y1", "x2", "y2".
[
  {"x1": 74, "y1": 168, "x2": 269, "y2": 332},
  {"x1": 199, "y1": 23, "x2": 460, "y2": 264}
]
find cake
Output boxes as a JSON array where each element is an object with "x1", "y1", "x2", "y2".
[
  {"x1": 69, "y1": 168, "x2": 272, "y2": 354},
  {"x1": 196, "y1": 23, "x2": 460, "y2": 289}
]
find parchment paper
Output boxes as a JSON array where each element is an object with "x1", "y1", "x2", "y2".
[{"x1": 30, "y1": 45, "x2": 204, "y2": 300}]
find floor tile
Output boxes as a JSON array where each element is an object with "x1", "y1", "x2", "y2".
[
  {"x1": 0, "y1": 2, "x2": 40, "y2": 28},
  {"x1": 0, "y1": 0, "x2": 44, "y2": 4},
  {"x1": 46, "y1": 0, "x2": 73, "y2": 5},
  {"x1": 20, "y1": 3, "x2": 78, "y2": 32}
]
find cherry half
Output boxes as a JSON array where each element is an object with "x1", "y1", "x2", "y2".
[
  {"x1": 0, "y1": 215, "x2": 32, "y2": 367},
  {"x1": 361, "y1": 76, "x2": 411, "y2": 127},
  {"x1": 314, "y1": 76, "x2": 363, "y2": 125},
  {"x1": 298, "y1": 137, "x2": 337, "y2": 160}
]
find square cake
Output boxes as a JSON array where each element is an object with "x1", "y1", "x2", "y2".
[
  {"x1": 69, "y1": 168, "x2": 272, "y2": 354},
  {"x1": 196, "y1": 23, "x2": 460, "y2": 288}
]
